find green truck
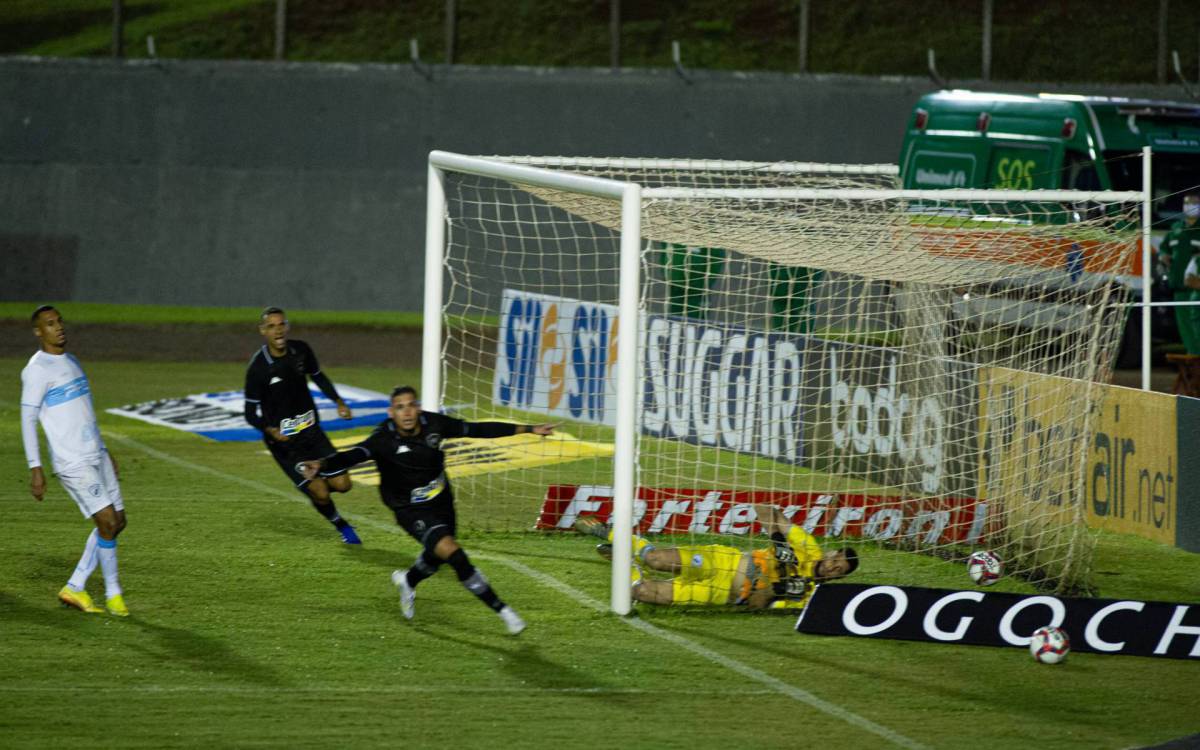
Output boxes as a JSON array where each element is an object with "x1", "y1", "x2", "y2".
[
  {"x1": 899, "y1": 90, "x2": 1200, "y2": 364},
  {"x1": 900, "y1": 90, "x2": 1200, "y2": 210}
]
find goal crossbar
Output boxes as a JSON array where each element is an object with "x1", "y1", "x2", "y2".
[
  {"x1": 641, "y1": 188, "x2": 1144, "y2": 202},
  {"x1": 489, "y1": 155, "x2": 900, "y2": 175}
]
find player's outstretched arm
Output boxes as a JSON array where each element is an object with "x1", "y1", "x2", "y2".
[
  {"x1": 752, "y1": 503, "x2": 791, "y2": 536},
  {"x1": 299, "y1": 445, "x2": 373, "y2": 480},
  {"x1": 462, "y1": 421, "x2": 556, "y2": 439},
  {"x1": 303, "y1": 345, "x2": 347, "y2": 415}
]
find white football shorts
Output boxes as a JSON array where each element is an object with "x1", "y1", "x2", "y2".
[{"x1": 57, "y1": 453, "x2": 124, "y2": 518}]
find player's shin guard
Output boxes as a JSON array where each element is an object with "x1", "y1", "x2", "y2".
[
  {"x1": 405, "y1": 550, "x2": 442, "y2": 589},
  {"x1": 447, "y1": 549, "x2": 504, "y2": 612},
  {"x1": 96, "y1": 536, "x2": 122, "y2": 597},
  {"x1": 67, "y1": 529, "x2": 100, "y2": 591}
]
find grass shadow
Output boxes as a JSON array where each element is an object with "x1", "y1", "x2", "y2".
[
  {"x1": 336, "y1": 545, "x2": 413, "y2": 572},
  {"x1": 0, "y1": 590, "x2": 96, "y2": 632},
  {"x1": 410, "y1": 620, "x2": 623, "y2": 698},
  {"x1": 127, "y1": 617, "x2": 288, "y2": 688}
]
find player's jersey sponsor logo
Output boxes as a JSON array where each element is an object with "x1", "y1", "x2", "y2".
[
  {"x1": 279, "y1": 410, "x2": 316, "y2": 436},
  {"x1": 411, "y1": 473, "x2": 446, "y2": 503},
  {"x1": 269, "y1": 376, "x2": 283, "y2": 385},
  {"x1": 396, "y1": 445, "x2": 412, "y2": 454},
  {"x1": 44, "y1": 376, "x2": 90, "y2": 407}
]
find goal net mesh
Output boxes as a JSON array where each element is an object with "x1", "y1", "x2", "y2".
[{"x1": 433, "y1": 156, "x2": 1140, "y2": 596}]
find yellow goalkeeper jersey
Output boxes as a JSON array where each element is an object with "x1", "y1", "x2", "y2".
[{"x1": 742, "y1": 525, "x2": 823, "y2": 610}]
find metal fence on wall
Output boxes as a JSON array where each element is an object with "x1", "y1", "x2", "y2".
[{"x1": 99, "y1": 0, "x2": 1200, "y2": 88}]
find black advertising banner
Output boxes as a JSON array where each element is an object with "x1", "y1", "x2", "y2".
[{"x1": 795, "y1": 583, "x2": 1200, "y2": 660}]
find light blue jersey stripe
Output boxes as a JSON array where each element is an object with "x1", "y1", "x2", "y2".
[{"x1": 44, "y1": 376, "x2": 90, "y2": 407}]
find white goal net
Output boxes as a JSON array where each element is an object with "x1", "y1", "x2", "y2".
[{"x1": 424, "y1": 151, "x2": 1144, "y2": 612}]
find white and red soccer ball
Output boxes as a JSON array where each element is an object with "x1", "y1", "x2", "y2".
[
  {"x1": 1029, "y1": 625, "x2": 1071, "y2": 664},
  {"x1": 966, "y1": 550, "x2": 1004, "y2": 586}
]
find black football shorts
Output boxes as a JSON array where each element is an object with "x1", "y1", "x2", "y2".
[{"x1": 266, "y1": 426, "x2": 343, "y2": 487}]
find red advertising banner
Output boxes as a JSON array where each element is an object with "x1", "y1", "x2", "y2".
[{"x1": 537, "y1": 485, "x2": 987, "y2": 545}]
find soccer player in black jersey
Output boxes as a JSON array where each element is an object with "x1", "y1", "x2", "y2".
[
  {"x1": 299, "y1": 385, "x2": 554, "y2": 634},
  {"x1": 244, "y1": 307, "x2": 360, "y2": 544}
]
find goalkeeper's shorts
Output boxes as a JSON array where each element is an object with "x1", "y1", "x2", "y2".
[{"x1": 670, "y1": 544, "x2": 742, "y2": 605}]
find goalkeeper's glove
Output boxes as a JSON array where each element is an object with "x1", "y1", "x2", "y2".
[
  {"x1": 772, "y1": 576, "x2": 811, "y2": 601},
  {"x1": 771, "y1": 532, "x2": 797, "y2": 566}
]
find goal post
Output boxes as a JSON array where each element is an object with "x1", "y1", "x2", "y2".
[
  {"x1": 425, "y1": 151, "x2": 645, "y2": 614},
  {"x1": 424, "y1": 150, "x2": 1145, "y2": 614}
]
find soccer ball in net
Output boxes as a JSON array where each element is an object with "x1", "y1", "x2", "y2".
[
  {"x1": 966, "y1": 550, "x2": 1004, "y2": 586},
  {"x1": 1029, "y1": 625, "x2": 1070, "y2": 664}
]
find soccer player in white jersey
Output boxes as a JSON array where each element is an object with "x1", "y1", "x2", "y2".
[{"x1": 20, "y1": 306, "x2": 129, "y2": 617}]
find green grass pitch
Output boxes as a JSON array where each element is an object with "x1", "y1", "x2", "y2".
[{"x1": 2, "y1": 353, "x2": 1199, "y2": 748}]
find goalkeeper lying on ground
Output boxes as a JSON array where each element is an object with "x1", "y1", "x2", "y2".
[{"x1": 576, "y1": 504, "x2": 857, "y2": 609}]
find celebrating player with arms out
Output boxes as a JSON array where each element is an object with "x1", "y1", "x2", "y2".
[
  {"x1": 578, "y1": 504, "x2": 857, "y2": 609},
  {"x1": 300, "y1": 386, "x2": 554, "y2": 635},
  {"x1": 20, "y1": 306, "x2": 130, "y2": 616},
  {"x1": 244, "y1": 307, "x2": 359, "y2": 544}
]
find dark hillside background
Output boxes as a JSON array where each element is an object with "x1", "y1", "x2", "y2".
[{"x1": 4, "y1": 0, "x2": 1199, "y2": 85}]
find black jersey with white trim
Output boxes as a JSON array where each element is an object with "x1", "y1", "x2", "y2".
[
  {"x1": 321, "y1": 412, "x2": 518, "y2": 510},
  {"x1": 243, "y1": 339, "x2": 334, "y2": 434}
]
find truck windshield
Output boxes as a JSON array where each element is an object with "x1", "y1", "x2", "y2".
[
  {"x1": 1061, "y1": 150, "x2": 1101, "y2": 190},
  {"x1": 1104, "y1": 151, "x2": 1200, "y2": 223}
]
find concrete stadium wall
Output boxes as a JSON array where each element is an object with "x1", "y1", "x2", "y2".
[{"x1": 0, "y1": 56, "x2": 1191, "y2": 311}]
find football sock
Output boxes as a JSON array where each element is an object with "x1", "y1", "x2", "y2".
[
  {"x1": 447, "y1": 549, "x2": 504, "y2": 612},
  {"x1": 310, "y1": 498, "x2": 348, "y2": 528},
  {"x1": 96, "y1": 536, "x2": 122, "y2": 597},
  {"x1": 67, "y1": 529, "x2": 100, "y2": 592},
  {"x1": 405, "y1": 550, "x2": 442, "y2": 589}
]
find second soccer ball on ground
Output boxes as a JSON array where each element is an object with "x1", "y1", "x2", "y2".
[{"x1": 1029, "y1": 625, "x2": 1070, "y2": 664}]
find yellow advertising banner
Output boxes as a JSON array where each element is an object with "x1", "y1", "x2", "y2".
[
  {"x1": 332, "y1": 428, "x2": 614, "y2": 486},
  {"x1": 1086, "y1": 385, "x2": 1177, "y2": 544},
  {"x1": 976, "y1": 368, "x2": 1177, "y2": 547},
  {"x1": 976, "y1": 367, "x2": 1089, "y2": 540}
]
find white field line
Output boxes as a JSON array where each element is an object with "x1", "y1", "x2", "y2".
[
  {"x1": 0, "y1": 684, "x2": 776, "y2": 696},
  {"x1": 105, "y1": 431, "x2": 927, "y2": 750},
  {"x1": 492, "y1": 556, "x2": 927, "y2": 750}
]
